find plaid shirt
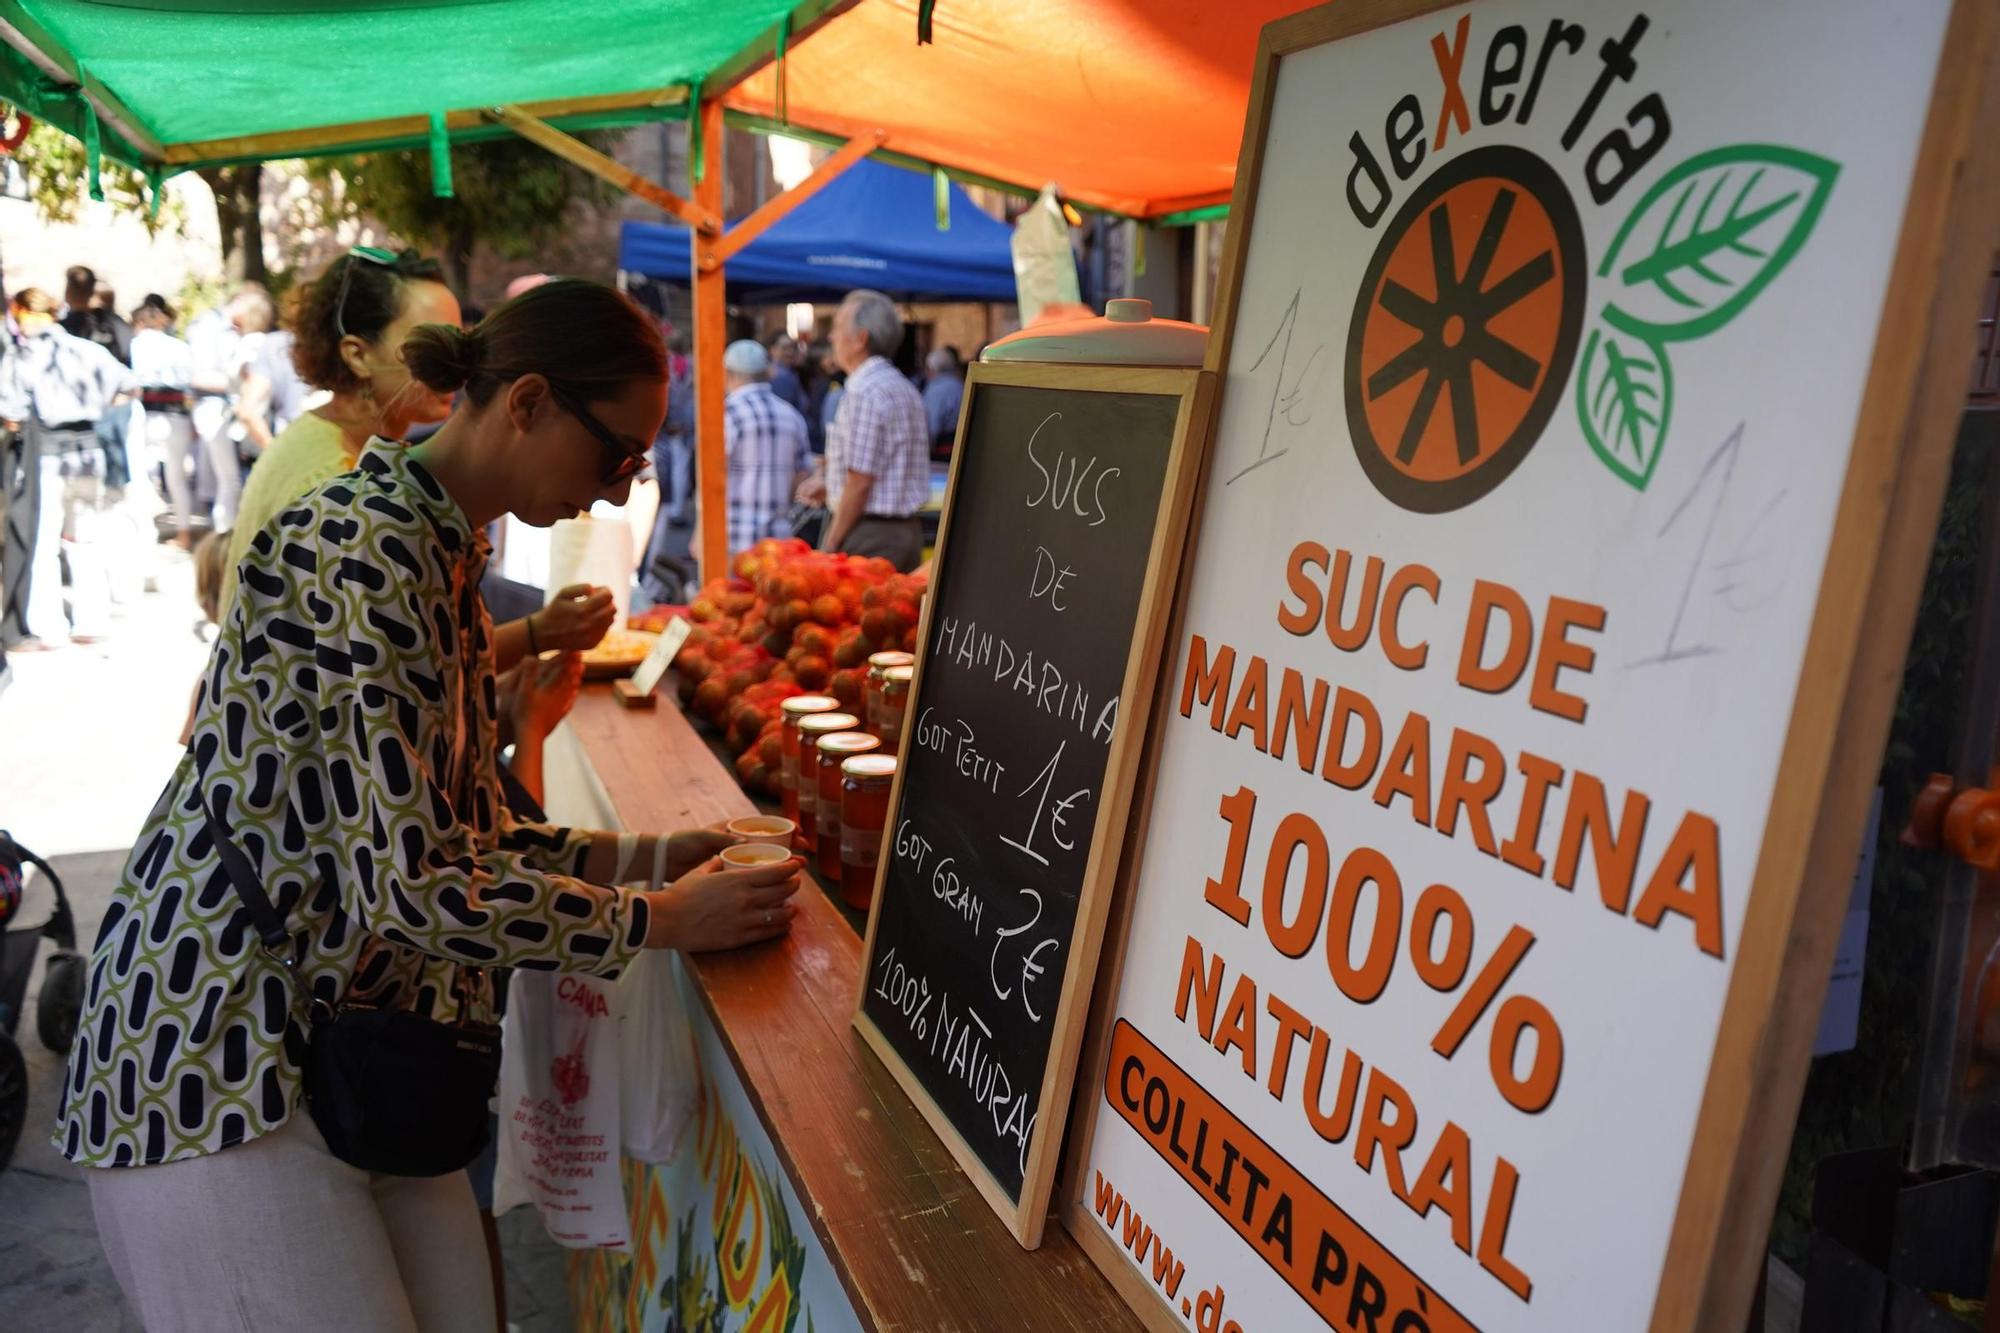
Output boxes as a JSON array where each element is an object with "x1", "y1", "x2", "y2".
[
  {"x1": 725, "y1": 381, "x2": 811, "y2": 554},
  {"x1": 826, "y1": 356, "x2": 930, "y2": 517}
]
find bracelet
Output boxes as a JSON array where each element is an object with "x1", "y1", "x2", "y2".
[
  {"x1": 648, "y1": 836, "x2": 672, "y2": 895},
  {"x1": 526, "y1": 613, "x2": 541, "y2": 655},
  {"x1": 612, "y1": 831, "x2": 640, "y2": 884}
]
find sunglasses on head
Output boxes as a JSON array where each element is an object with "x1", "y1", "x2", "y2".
[
  {"x1": 548, "y1": 383, "x2": 648, "y2": 486},
  {"x1": 334, "y1": 244, "x2": 448, "y2": 338},
  {"x1": 332, "y1": 246, "x2": 398, "y2": 340}
]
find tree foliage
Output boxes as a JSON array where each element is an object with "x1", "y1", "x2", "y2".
[
  {"x1": 4, "y1": 113, "x2": 184, "y2": 237},
  {"x1": 306, "y1": 134, "x2": 619, "y2": 295}
]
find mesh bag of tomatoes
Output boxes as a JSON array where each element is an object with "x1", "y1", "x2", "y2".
[{"x1": 663, "y1": 538, "x2": 927, "y2": 797}]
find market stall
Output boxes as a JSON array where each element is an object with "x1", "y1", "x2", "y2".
[
  {"x1": 13, "y1": 1, "x2": 2000, "y2": 1329},
  {"x1": 534, "y1": 688, "x2": 1136, "y2": 1330}
]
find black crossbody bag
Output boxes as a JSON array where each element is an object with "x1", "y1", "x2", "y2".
[{"x1": 201, "y1": 788, "x2": 501, "y2": 1177}]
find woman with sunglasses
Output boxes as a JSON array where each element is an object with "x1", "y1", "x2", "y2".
[
  {"x1": 217, "y1": 248, "x2": 455, "y2": 618},
  {"x1": 64, "y1": 279, "x2": 802, "y2": 1332},
  {"x1": 220, "y1": 249, "x2": 613, "y2": 666}
]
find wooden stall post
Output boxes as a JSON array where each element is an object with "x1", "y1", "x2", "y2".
[{"x1": 692, "y1": 97, "x2": 728, "y2": 585}]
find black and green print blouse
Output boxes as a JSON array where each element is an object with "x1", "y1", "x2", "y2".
[{"x1": 59, "y1": 443, "x2": 650, "y2": 1168}]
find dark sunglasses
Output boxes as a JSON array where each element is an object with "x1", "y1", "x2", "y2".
[{"x1": 548, "y1": 383, "x2": 648, "y2": 485}]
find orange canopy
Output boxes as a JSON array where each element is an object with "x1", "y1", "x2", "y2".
[{"x1": 728, "y1": 0, "x2": 1320, "y2": 220}]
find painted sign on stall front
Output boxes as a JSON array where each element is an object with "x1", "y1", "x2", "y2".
[
  {"x1": 570, "y1": 959, "x2": 859, "y2": 1333},
  {"x1": 1069, "y1": 1, "x2": 1986, "y2": 1330}
]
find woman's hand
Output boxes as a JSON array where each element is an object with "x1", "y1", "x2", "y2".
[
  {"x1": 645, "y1": 856, "x2": 803, "y2": 951},
  {"x1": 532, "y1": 584, "x2": 616, "y2": 653},
  {"x1": 513, "y1": 651, "x2": 584, "y2": 742},
  {"x1": 661, "y1": 820, "x2": 743, "y2": 881}
]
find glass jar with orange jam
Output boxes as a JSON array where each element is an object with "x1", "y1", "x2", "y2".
[
  {"x1": 814, "y1": 732, "x2": 881, "y2": 879},
  {"x1": 838, "y1": 754, "x2": 898, "y2": 913},
  {"x1": 864, "y1": 650, "x2": 914, "y2": 737},
  {"x1": 794, "y1": 712, "x2": 860, "y2": 853},
  {"x1": 877, "y1": 664, "x2": 914, "y2": 751},
  {"x1": 778, "y1": 695, "x2": 842, "y2": 828}
]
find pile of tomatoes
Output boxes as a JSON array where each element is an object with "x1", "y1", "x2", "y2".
[{"x1": 638, "y1": 538, "x2": 925, "y2": 795}]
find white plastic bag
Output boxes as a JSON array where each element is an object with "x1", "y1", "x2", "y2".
[
  {"x1": 617, "y1": 950, "x2": 701, "y2": 1163},
  {"x1": 492, "y1": 970, "x2": 630, "y2": 1249},
  {"x1": 1011, "y1": 183, "x2": 1082, "y2": 327}
]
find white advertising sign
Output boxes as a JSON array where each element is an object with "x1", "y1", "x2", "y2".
[{"x1": 1076, "y1": 2, "x2": 1964, "y2": 1330}]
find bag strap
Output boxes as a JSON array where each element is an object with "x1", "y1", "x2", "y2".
[{"x1": 198, "y1": 784, "x2": 291, "y2": 955}]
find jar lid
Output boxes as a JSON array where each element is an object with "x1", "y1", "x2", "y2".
[
  {"x1": 843, "y1": 754, "x2": 899, "y2": 778},
  {"x1": 798, "y1": 712, "x2": 861, "y2": 734},
  {"x1": 867, "y1": 650, "x2": 915, "y2": 670},
  {"x1": 781, "y1": 694, "x2": 842, "y2": 715},
  {"x1": 883, "y1": 665, "x2": 915, "y2": 683},
  {"x1": 817, "y1": 731, "x2": 881, "y2": 754}
]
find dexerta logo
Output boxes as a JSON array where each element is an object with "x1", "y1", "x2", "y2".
[
  {"x1": 1339, "y1": 11, "x2": 1837, "y2": 508},
  {"x1": 1577, "y1": 146, "x2": 1838, "y2": 488},
  {"x1": 1347, "y1": 146, "x2": 1585, "y2": 512}
]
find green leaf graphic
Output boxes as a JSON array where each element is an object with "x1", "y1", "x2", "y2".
[
  {"x1": 1598, "y1": 144, "x2": 1838, "y2": 342},
  {"x1": 1577, "y1": 322, "x2": 1674, "y2": 490}
]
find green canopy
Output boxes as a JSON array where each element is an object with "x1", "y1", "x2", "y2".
[{"x1": 0, "y1": 0, "x2": 836, "y2": 170}]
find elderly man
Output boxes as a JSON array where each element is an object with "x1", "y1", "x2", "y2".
[
  {"x1": 721, "y1": 338, "x2": 811, "y2": 556},
  {"x1": 799, "y1": 290, "x2": 929, "y2": 570}
]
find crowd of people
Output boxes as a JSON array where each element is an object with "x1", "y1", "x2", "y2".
[
  {"x1": 0, "y1": 263, "x2": 291, "y2": 675},
  {"x1": 639, "y1": 290, "x2": 964, "y2": 602},
  {"x1": 0, "y1": 255, "x2": 966, "y2": 680}
]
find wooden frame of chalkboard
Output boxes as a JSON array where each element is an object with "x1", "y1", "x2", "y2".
[
  {"x1": 1057, "y1": 1, "x2": 2000, "y2": 1330},
  {"x1": 852, "y1": 359, "x2": 1216, "y2": 1247}
]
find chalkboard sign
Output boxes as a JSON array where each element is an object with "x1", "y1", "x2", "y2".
[{"x1": 854, "y1": 361, "x2": 1213, "y2": 1245}]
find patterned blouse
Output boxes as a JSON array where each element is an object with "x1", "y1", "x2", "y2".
[{"x1": 60, "y1": 444, "x2": 650, "y2": 1169}]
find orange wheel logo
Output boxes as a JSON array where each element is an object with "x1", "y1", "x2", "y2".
[{"x1": 1346, "y1": 147, "x2": 1585, "y2": 512}]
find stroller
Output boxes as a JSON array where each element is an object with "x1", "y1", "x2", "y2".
[{"x1": 0, "y1": 831, "x2": 84, "y2": 1169}]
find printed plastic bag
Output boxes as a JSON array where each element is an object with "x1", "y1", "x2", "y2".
[
  {"x1": 617, "y1": 949, "x2": 701, "y2": 1163},
  {"x1": 492, "y1": 970, "x2": 630, "y2": 1249}
]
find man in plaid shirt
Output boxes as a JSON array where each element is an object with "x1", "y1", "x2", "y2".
[
  {"x1": 798, "y1": 289, "x2": 930, "y2": 570},
  {"x1": 722, "y1": 339, "x2": 812, "y2": 556}
]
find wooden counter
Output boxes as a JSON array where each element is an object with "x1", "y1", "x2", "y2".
[{"x1": 563, "y1": 685, "x2": 1141, "y2": 1332}]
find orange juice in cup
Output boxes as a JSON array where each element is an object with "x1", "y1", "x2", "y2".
[
  {"x1": 726, "y1": 815, "x2": 796, "y2": 849},
  {"x1": 720, "y1": 842, "x2": 794, "y2": 870}
]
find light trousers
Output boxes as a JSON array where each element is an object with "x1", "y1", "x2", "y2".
[
  {"x1": 148, "y1": 408, "x2": 198, "y2": 535},
  {"x1": 25, "y1": 434, "x2": 112, "y2": 642},
  {"x1": 87, "y1": 1112, "x2": 495, "y2": 1333},
  {"x1": 194, "y1": 396, "x2": 242, "y2": 532}
]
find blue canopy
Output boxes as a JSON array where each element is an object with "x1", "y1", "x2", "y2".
[{"x1": 618, "y1": 158, "x2": 1018, "y2": 305}]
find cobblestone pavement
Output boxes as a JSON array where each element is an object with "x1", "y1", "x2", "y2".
[{"x1": 0, "y1": 541, "x2": 572, "y2": 1331}]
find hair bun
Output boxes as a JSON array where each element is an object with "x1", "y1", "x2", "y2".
[{"x1": 400, "y1": 323, "x2": 482, "y2": 395}]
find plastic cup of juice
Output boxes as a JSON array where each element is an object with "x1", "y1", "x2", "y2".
[
  {"x1": 726, "y1": 815, "x2": 797, "y2": 848},
  {"x1": 720, "y1": 842, "x2": 795, "y2": 870}
]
